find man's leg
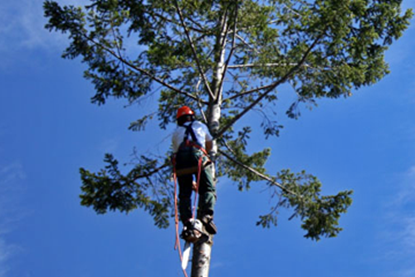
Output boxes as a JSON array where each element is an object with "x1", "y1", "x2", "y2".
[
  {"x1": 178, "y1": 174, "x2": 193, "y2": 224},
  {"x1": 198, "y1": 163, "x2": 217, "y2": 234}
]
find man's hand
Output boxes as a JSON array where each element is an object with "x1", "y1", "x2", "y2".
[{"x1": 192, "y1": 181, "x2": 198, "y2": 192}]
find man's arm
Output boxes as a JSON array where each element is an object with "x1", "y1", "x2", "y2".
[{"x1": 201, "y1": 122, "x2": 213, "y2": 153}]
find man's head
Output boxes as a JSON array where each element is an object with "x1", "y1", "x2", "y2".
[{"x1": 177, "y1": 106, "x2": 195, "y2": 126}]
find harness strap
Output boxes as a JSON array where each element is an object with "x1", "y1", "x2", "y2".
[
  {"x1": 175, "y1": 122, "x2": 210, "y2": 177},
  {"x1": 181, "y1": 122, "x2": 209, "y2": 155},
  {"x1": 184, "y1": 121, "x2": 198, "y2": 143}
]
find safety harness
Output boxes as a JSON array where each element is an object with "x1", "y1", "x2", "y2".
[
  {"x1": 174, "y1": 122, "x2": 210, "y2": 176},
  {"x1": 172, "y1": 122, "x2": 210, "y2": 277}
]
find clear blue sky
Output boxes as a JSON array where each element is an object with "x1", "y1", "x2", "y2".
[{"x1": 1, "y1": 1, "x2": 415, "y2": 277}]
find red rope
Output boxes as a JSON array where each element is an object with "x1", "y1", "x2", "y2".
[{"x1": 172, "y1": 157, "x2": 189, "y2": 277}]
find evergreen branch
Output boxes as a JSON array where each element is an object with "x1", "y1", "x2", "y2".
[
  {"x1": 216, "y1": 33, "x2": 324, "y2": 138},
  {"x1": 173, "y1": 0, "x2": 216, "y2": 100},
  {"x1": 80, "y1": 33, "x2": 206, "y2": 104},
  {"x1": 218, "y1": 149, "x2": 298, "y2": 196}
]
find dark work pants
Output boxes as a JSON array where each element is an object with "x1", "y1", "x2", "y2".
[{"x1": 176, "y1": 149, "x2": 216, "y2": 223}]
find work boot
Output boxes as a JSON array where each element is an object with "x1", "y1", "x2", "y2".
[{"x1": 201, "y1": 215, "x2": 217, "y2": 235}]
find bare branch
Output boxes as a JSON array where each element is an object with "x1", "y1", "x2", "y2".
[
  {"x1": 131, "y1": 163, "x2": 170, "y2": 182},
  {"x1": 235, "y1": 34, "x2": 260, "y2": 54},
  {"x1": 218, "y1": 149, "x2": 298, "y2": 196},
  {"x1": 195, "y1": 78, "x2": 209, "y2": 124},
  {"x1": 216, "y1": 33, "x2": 324, "y2": 138},
  {"x1": 187, "y1": 16, "x2": 209, "y2": 34},
  {"x1": 173, "y1": 0, "x2": 216, "y2": 100},
  {"x1": 227, "y1": 63, "x2": 312, "y2": 69},
  {"x1": 148, "y1": 10, "x2": 207, "y2": 34},
  {"x1": 224, "y1": 83, "x2": 278, "y2": 101}
]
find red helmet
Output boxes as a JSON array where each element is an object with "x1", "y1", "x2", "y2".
[{"x1": 176, "y1": 106, "x2": 195, "y2": 119}]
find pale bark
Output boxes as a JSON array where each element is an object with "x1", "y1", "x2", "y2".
[
  {"x1": 191, "y1": 7, "x2": 229, "y2": 277},
  {"x1": 191, "y1": 235, "x2": 213, "y2": 277}
]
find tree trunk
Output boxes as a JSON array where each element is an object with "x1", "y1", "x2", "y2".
[
  {"x1": 190, "y1": 9, "x2": 228, "y2": 277},
  {"x1": 191, "y1": 235, "x2": 213, "y2": 277}
]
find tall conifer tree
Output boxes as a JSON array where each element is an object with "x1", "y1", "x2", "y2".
[{"x1": 44, "y1": 1, "x2": 412, "y2": 276}]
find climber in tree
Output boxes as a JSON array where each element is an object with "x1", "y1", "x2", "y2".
[{"x1": 172, "y1": 106, "x2": 217, "y2": 239}]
